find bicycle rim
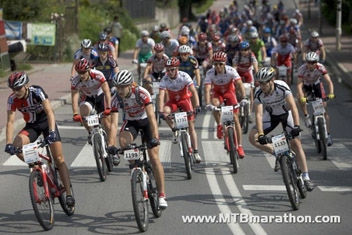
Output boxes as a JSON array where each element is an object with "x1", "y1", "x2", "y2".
[
  {"x1": 55, "y1": 168, "x2": 75, "y2": 216},
  {"x1": 131, "y1": 170, "x2": 149, "y2": 232},
  {"x1": 280, "y1": 155, "x2": 300, "y2": 210},
  {"x1": 228, "y1": 128, "x2": 238, "y2": 174},
  {"x1": 317, "y1": 118, "x2": 327, "y2": 160},
  {"x1": 147, "y1": 168, "x2": 162, "y2": 218},
  {"x1": 103, "y1": 131, "x2": 113, "y2": 172},
  {"x1": 181, "y1": 132, "x2": 192, "y2": 180},
  {"x1": 29, "y1": 170, "x2": 54, "y2": 231},
  {"x1": 93, "y1": 134, "x2": 107, "y2": 181},
  {"x1": 243, "y1": 104, "x2": 249, "y2": 134}
]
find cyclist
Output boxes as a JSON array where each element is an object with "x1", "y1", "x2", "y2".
[
  {"x1": 142, "y1": 43, "x2": 169, "y2": 95},
  {"x1": 233, "y1": 41, "x2": 259, "y2": 123},
  {"x1": 296, "y1": 52, "x2": 335, "y2": 146},
  {"x1": 204, "y1": 51, "x2": 247, "y2": 158},
  {"x1": 261, "y1": 27, "x2": 277, "y2": 59},
  {"x1": 248, "y1": 67, "x2": 314, "y2": 191},
  {"x1": 93, "y1": 31, "x2": 117, "y2": 61},
  {"x1": 193, "y1": 32, "x2": 213, "y2": 75},
  {"x1": 158, "y1": 57, "x2": 202, "y2": 164},
  {"x1": 302, "y1": 31, "x2": 326, "y2": 64},
  {"x1": 248, "y1": 31, "x2": 266, "y2": 66},
  {"x1": 70, "y1": 39, "x2": 98, "y2": 79},
  {"x1": 110, "y1": 70, "x2": 168, "y2": 209},
  {"x1": 160, "y1": 31, "x2": 179, "y2": 58},
  {"x1": 225, "y1": 35, "x2": 241, "y2": 66},
  {"x1": 177, "y1": 45, "x2": 201, "y2": 89},
  {"x1": 71, "y1": 58, "x2": 112, "y2": 145},
  {"x1": 5, "y1": 72, "x2": 75, "y2": 207},
  {"x1": 92, "y1": 43, "x2": 119, "y2": 89},
  {"x1": 211, "y1": 34, "x2": 226, "y2": 53},
  {"x1": 132, "y1": 30, "x2": 155, "y2": 80},
  {"x1": 104, "y1": 27, "x2": 119, "y2": 59}
]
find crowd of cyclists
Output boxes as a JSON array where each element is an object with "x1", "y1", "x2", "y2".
[{"x1": 4, "y1": 0, "x2": 338, "y2": 214}]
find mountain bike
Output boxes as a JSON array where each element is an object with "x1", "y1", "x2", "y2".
[
  {"x1": 85, "y1": 112, "x2": 113, "y2": 181},
  {"x1": 19, "y1": 139, "x2": 75, "y2": 231},
  {"x1": 164, "y1": 111, "x2": 196, "y2": 179},
  {"x1": 211, "y1": 104, "x2": 240, "y2": 174},
  {"x1": 238, "y1": 82, "x2": 251, "y2": 134},
  {"x1": 151, "y1": 78, "x2": 162, "y2": 125},
  {"x1": 122, "y1": 133, "x2": 162, "y2": 232},
  {"x1": 268, "y1": 131, "x2": 307, "y2": 210},
  {"x1": 307, "y1": 96, "x2": 329, "y2": 160}
]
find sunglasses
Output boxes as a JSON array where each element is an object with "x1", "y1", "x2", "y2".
[
  {"x1": 167, "y1": 68, "x2": 177, "y2": 72},
  {"x1": 281, "y1": 41, "x2": 288, "y2": 43},
  {"x1": 307, "y1": 61, "x2": 316, "y2": 65},
  {"x1": 241, "y1": 48, "x2": 249, "y2": 51},
  {"x1": 77, "y1": 71, "x2": 87, "y2": 75},
  {"x1": 12, "y1": 86, "x2": 23, "y2": 91},
  {"x1": 259, "y1": 81, "x2": 269, "y2": 85},
  {"x1": 213, "y1": 62, "x2": 225, "y2": 66}
]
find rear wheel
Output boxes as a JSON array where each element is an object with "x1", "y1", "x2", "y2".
[
  {"x1": 147, "y1": 167, "x2": 162, "y2": 218},
  {"x1": 228, "y1": 128, "x2": 238, "y2": 174},
  {"x1": 93, "y1": 134, "x2": 107, "y2": 181},
  {"x1": 280, "y1": 155, "x2": 300, "y2": 210},
  {"x1": 181, "y1": 132, "x2": 192, "y2": 180},
  {"x1": 29, "y1": 170, "x2": 54, "y2": 231},
  {"x1": 317, "y1": 117, "x2": 327, "y2": 160},
  {"x1": 131, "y1": 170, "x2": 149, "y2": 232}
]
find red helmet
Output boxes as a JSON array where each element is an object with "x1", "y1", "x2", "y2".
[
  {"x1": 212, "y1": 34, "x2": 221, "y2": 42},
  {"x1": 8, "y1": 71, "x2": 29, "y2": 89},
  {"x1": 198, "y1": 33, "x2": 207, "y2": 41},
  {"x1": 212, "y1": 51, "x2": 227, "y2": 62},
  {"x1": 75, "y1": 58, "x2": 90, "y2": 72},
  {"x1": 165, "y1": 57, "x2": 180, "y2": 67},
  {"x1": 154, "y1": 43, "x2": 164, "y2": 52}
]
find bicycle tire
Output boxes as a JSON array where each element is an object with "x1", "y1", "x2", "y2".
[
  {"x1": 317, "y1": 117, "x2": 327, "y2": 160},
  {"x1": 147, "y1": 166, "x2": 162, "y2": 218},
  {"x1": 228, "y1": 127, "x2": 238, "y2": 174},
  {"x1": 29, "y1": 170, "x2": 54, "y2": 231},
  {"x1": 93, "y1": 134, "x2": 107, "y2": 181},
  {"x1": 242, "y1": 103, "x2": 249, "y2": 134},
  {"x1": 297, "y1": 177, "x2": 307, "y2": 199},
  {"x1": 55, "y1": 167, "x2": 75, "y2": 216},
  {"x1": 131, "y1": 170, "x2": 149, "y2": 232},
  {"x1": 102, "y1": 131, "x2": 113, "y2": 172},
  {"x1": 181, "y1": 132, "x2": 192, "y2": 180},
  {"x1": 280, "y1": 154, "x2": 300, "y2": 210}
]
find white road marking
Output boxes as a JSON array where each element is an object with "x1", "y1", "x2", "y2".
[
  {"x1": 318, "y1": 186, "x2": 352, "y2": 192},
  {"x1": 243, "y1": 185, "x2": 286, "y2": 191}
]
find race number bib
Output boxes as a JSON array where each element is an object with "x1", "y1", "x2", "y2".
[
  {"x1": 272, "y1": 133, "x2": 289, "y2": 155},
  {"x1": 86, "y1": 114, "x2": 99, "y2": 127},
  {"x1": 174, "y1": 112, "x2": 188, "y2": 129},
  {"x1": 123, "y1": 149, "x2": 140, "y2": 160},
  {"x1": 221, "y1": 106, "x2": 233, "y2": 123},
  {"x1": 278, "y1": 65, "x2": 287, "y2": 78},
  {"x1": 23, "y1": 142, "x2": 40, "y2": 164},
  {"x1": 311, "y1": 99, "x2": 325, "y2": 116}
]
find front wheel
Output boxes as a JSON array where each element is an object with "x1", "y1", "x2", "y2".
[
  {"x1": 131, "y1": 170, "x2": 149, "y2": 232},
  {"x1": 228, "y1": 127, "x2": 239, "y2": 174},
  {"x1": 93, "y1": 134, "x2": 107, "y2": 181},
  {"x1": 280, "y1": 155, "x2": 300, "y2": 210},
  {"x1": 181, "y1": 132, "x2": 192, "y2": 180},
  {"x1": 29, "y1": 170, "x2": 54, "y2": 231},
  {"x1": 147, "y1": 168, "x2": 162, "y2": 218},
  {"x1": 317, "y1": 117, "x2": 328, "y2": 160}
]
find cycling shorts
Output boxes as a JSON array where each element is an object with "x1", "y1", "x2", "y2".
[
  {"x1": 303, "y1": 82, "x2": 326, "y2": 99},
  {"x1": 254, "y1": 111, "x2": 295, "y2": 135},
  {"x1": 120, "y1": 118, "x2": 153, "y2": 143},
  {"x1": 212, "y1": 91, "x2": 239, "y2": 114},
  {"x1": 19, "y1": 122, "x2": 61, "y2": 143},
  {"x1": 165, "y1": 98, "x2": 195, "y2": 121},
  {"x1": 81, "y1": 93, "x2": 106, "y2": 114}
]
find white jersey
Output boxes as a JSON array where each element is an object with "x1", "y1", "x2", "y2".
[
  {"x1": 135, "y1": 38, "x2": 155, "y2": 55},
  {"x1": 71, "y1": 69, "x2": 106, "y2": 97},
  {"x1": 146, "y1": 53, "x2": 169, "y2": 73},
  {"x1": 297, "y1": 63, "x2": 327, "y2": 85},
  {"x1": 159, "y1": 70, "x2": 193, "y2": 101},
  {"x1": 204, "y1": 65, "x2": 241, "y2": 94},
  {"x1": 254, "y1": 80, "x2": 292, "y2": 116},
  {"x1": 163, "y1": 39, "x2": 179, "y2": 57}
]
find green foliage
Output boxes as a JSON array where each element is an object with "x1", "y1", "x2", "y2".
[{"x1": 194, "y1": 0, "x2": 214, "y2": 14}]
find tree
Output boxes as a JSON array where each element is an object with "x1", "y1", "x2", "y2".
[{"x1": 178, "y1": 0, "x2": 205, "y2": 22}]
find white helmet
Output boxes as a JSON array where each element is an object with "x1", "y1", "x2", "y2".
[
  {"x1": 141, "y1": 30, "x2": 149, "y2": 37},
  {"x1": 180, "y1": 26, "x2": 190, "y2": 35},
  {"x1": 113, "y1": 70, "x2": 134, "y2": 86},
  {"x1": 160, "y1": 31, "x2": 171, "y2": 39},
  {"x1": 255, "y1": 67, "x2": 276, "y2": 83},
  {"x1": 311, "y1": 31, "x2": 319, "y2": 38},
  {"x1": 305, "y1": 52, "x2": 319, "y2": 62},
  {"x1": 289, "y1": 18, "x2": 298, "y2": 25},
  {"x1": 178, "y1": 45, "x2": 192, "y2": 54}
]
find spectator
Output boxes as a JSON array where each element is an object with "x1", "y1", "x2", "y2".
[{"x1": 109, "y1": 16, "x2": 123, "y2": 57}]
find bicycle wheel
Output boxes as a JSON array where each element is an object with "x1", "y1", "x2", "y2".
[
  {"x1": 228, "y1": 127, "x2": 238, "y2": 174},
  {"x1": 181, "y1": 132, "x2": 192, "y2": 180},
  {"x1": 147, "y1": 167, "x2": 162, "y2": 218},
  {"x1": 317, "y1": 117, "x2": 327, "y2": 160},
  {"x1": 198, "y1": 82, "x2": 203, "y2": 107},
  {"x1": 280, "y1": 155, "x2": 300, "y2": 210},
  {"x1": 242, "y1": 103, "x2": 249, "y2": 134},
  {"x1": 297, "y1": 176, "x2": 307, "y2": 199},
  {"x1": 29, "y1": 170, "x2": 54, "y2": 231},
  {"x1": 54, "y1": 167, "x2": 75, "y2": 216},
  {"x1": 131, "y1": 170, "x2": 149, "y2": 232},
  {"x1": 93, "y1": 134, "x2": 107, "y2": 181},
  {"x1": 102, "y1": 131, "x2": 113, "y2": 172}
]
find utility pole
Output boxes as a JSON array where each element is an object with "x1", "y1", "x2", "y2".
[
  {"x1": 336, "y1": 0, "x2": 342, "y2": 51},
  {"x1": 308, "y1": 0, "x2": 311, "y2": 19}
]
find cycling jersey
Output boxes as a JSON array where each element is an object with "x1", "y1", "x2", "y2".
[
  {"x1": 111, "y1": 86, "x2": 152, "y2": 121},
  {"x1": 178, "y1": 55, "x2": 199, "y2": 78},
  {"x1": 225, "y1": 43, "x2": 240, "y2": 65},
  {"x1": 146, "y1": 53, "x2": 169, "y2": 73},
  {"x1": 93, "y1": 41, "x2": 116, "y2": 58},
  {"x1": 163, "y1": 39, "x2": 179, "y2": 58},
  {"x1": 7, "y1": 85, "x2": 48, "y2": 123},
  {"x1": 73, "y1": 48, "x2": 98, "y2": 64},
  {"x1": 211, "y1": 41, "x2": 226, "y2": 53},
  {"x1": 71, "y1": 69, "x2": 106, "y2": 97},
  {"x1": 254, "y1": 80, "x2": 291, "y2": 116},
  {"x1": 193, "y1": 41, "x2": 212, "y2": 59},
  {"x1": 135, "y1": 38, "x2": 155, "y2": 56},
  {"x1": 249, "y1": 38, "x2": 265, "y2": 62},
  {"x1": 261, "y1": 36, "x2": 276, "y2": 57},
  {"x1": 297, "y1": 63, "x2": 327, "y2": 86},
  {"x1": 233, "y1": 51, "x2": 257, "y2": 84},
  {"x1": 159, "y1": 71, "x2": 193, "y2": 102},
  {"x1": 92, "y1": 56, "x2": 118, "y2": 85},
  {"x1": 272, "y1": 43, "x2": 295, "y2": 66},
  {"x1": 303, "y1": 38, "x2": 324, "y2": 54}
]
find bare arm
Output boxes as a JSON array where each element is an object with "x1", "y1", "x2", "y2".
[
  {"x1": 5, "y1": 110, "x2": 16, "y2": 144},
  {"x1": 145, "y1": 103, "x2": 159, "y2": 138},
  {"x1": 71, "y1": 89, "x2": 80, "y2": 114},
  {"x1": 286, "y1": 94, "x2": 300, "y2": 126}
]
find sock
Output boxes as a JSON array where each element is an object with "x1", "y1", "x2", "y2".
[
  {"x1": 194, "y1": 149, "x2": 198, "y2": 153},
  {"x1": 159, "y1": 192, "x2": 166, "y2": 198},
  {"x1": 302, "y1": 172, "x2": 310, "y2": 180}
]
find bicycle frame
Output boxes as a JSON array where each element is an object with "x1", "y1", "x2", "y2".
[{"x1": 308, "y1": 97, "x2": 328, "y2": 141}]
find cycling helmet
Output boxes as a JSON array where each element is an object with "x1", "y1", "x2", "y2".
[
  {"x1": 178, "y1": 45, "x2": 192, "y2": 54},
  {"x1": 198, "y1": 32, "x2": 207, "y2": 41},
  {"x1": 180, "y1": 26, "x2": 190, "y2": 35},
  {"x1": 97, "y1": 43, "x2": 110, "y2": 52},
  {"x1": 160, "y1": 31, "x2": 171, "y2": 39},
  {"x1": 160, "y1": 23, "x2": 167, "y2": 29},
  {"x1": 178, "y1": 36, "x2": 188, "y2": 44},
  {"x1": 212, "y1": 34, "x2": 221, "y2": 42},
  {"x1": 305, "y1": 52, "x2": 319, "y2": 62},
  {"x1": 104, "y1": 27, "x2": 112, "y2": 34},
  {"x1": 311, "y1": 31, "x2": 319, "y2": 38},
  {"x1": 240, "y1": 41, "x2": 250, "y2": 50},
  {"x1": 99, "y1": 32, "x2": 107, "y2": 41},
  {"x1": 141, "y1": 30, "x2": 149, "y2": 37},
  {"x1": 165, "y1": 57, "x2": 180, "y2": 67},
  {"x1": 289, "y1": 18, "x2": 298, "y2": 25},
  {"x1": 112, "y1": 70, "x2": 134, "y2": 86},
  {"x1": 246, "y1": 20, "x2": 253, "y2": 26},
  {"x1": 152, "y1": 25, "x2": 159, "y2": 32},
  {"x1": 263, "y1": 27, "x2": 271, "y2": 34},
  {"x1": 154, "y1": 43, "x2": 164, "y2": 52},
  {"x1": 8, "y1": 71, "x2": 29, "y2": 89},
  {"x1": 250, "y1": 31, "x2": 258, "y2": 38},
  {"x1": 81, "y1": 39, "x2": 92, "y2": 49},
  {"x1": 75, "y1": 58, "x2": 90, "y2": 73},
  {"x1": 255, "y1": 67, "x2": 276, "y2": 82},
  {"x1": 212, "y1": 51, "x2": 227, "y2": 62}
]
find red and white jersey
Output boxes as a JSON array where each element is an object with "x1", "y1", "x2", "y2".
[
  {"x1": 111, "y1": 86, "x2": 152, "y2": 121},
  {"x1": 146, "y1": 53, "x2": 169, "y2": 73},
  {"x1": 159, "y1": 71, "x2": 193, "y2": 101},
  {"x1": 204, "y1": 65, "x2": 241, "y2": 94},
  {"x1": 71, "y1": 69, "x2": 106, "y2": 97},
  {"x1": 233, "y1": 51, "x2": 257, "y2": 72},
  {"x1": 303, "y1": 38, "x2": 324, "y2": 54},
  {"x1": 272, "y1": 43, "x2": 296, "y2": 64},
  {"x1": 193, "y1": 42, "x2": 212, "y2": 59},
  {"x1": 297, "y1": 63, "x2": 327, "y2": 85},
  {"x1": 211, "y1": 41, "x2": 226, "y2": 53}
]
